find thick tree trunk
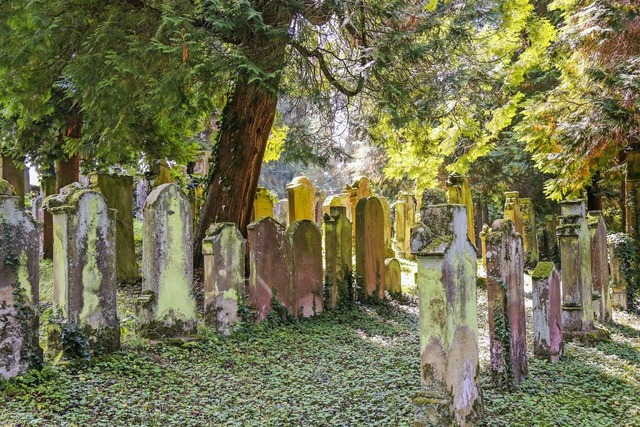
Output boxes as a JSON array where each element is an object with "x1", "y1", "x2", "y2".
[
  {"x1": 55, "y1": 154, "x2": 80, "y2": 191},
  {"x1": 193, "y1": 75, "x2": 280, "y2": 262}
]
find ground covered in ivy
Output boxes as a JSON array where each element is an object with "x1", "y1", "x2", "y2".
[{"x1": 1, "y1": 261, "x2": 639, "y2": 426}]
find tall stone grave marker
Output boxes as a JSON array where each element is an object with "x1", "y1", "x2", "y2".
[
  {"x1": 248, "y1": 217, "x2": 288, "y2": 320},
  {"x1": 285, "y1": 220, "x2": 323, "y2": 317},
  {"x1": 253, "y1": 187, "x2": 275, "y2": 222},
  {"x1": 378, "y1": 197, "x2": 394, "y2": 258},
  {"x1": 557, "y1": 200, "x2": 597, "y2": 339},
  {"x1": 89, "y1": 173, "x2": 139, "y2": 283},
  {"x1": 608, "y1": 235, "x2": 629, "y2": 310},
  {"x1": 140, "y1": 183, "x2": 196, "y2": 337},
  {"x1": 286, "y1": 176, "x2": 315, "y2": 223},
  {"x1": 203, "y1": 223, "x2": 246, "y2": 331},
  {"x1": 44, "y1": 183, "x2": 120, "y2": 354},
  {"x1": 531, "y1": 262, "x2": 563, "y2": 362},
  {"x1": 274, "y1": 199, "x2": 289, "y2": 227},
  {"x1": 485, "y1": 219, "x2": 528, "y2": 387},
  {"x1": 355, "y1": 197, "x2": 386, "y2": 300},
  {"x1": 503, "y1": 191, "x2": 523, "y2": 236},
  {"x1": 0, "y1": 180, "x2": 42, "y2": 378},
  {"x1": 384, "y1": 258, "x2": 402, "y2": 295},
  {"x1": 323, "y1": 206, "x2": 353, "y2": 309},
  {"x1": 520, "y1": 198, "x2": 539, "y2": 266},
  {"x1": 410, "y1": 203, "x2": 482, "y2": 426},
  {"x1": 588, "y1": 211, "x2": 611, "y2": 322},
  {"x1": 447, "y1": 174, "x2": 475, "y2": 248}
]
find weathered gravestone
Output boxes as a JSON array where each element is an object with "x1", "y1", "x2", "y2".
[
  {"x1": 384, "y1": 258, "x2": 402, "y2": 295},
  {"x1": 322, "y1": 195, "x2": 343, "y2": 215},
  {"x1": 447, "y1": 174, "x2": 475, "y2": 248},
  {"x1": 503, "y1": 191, "x2": 523, "y2": 236},
  {"x1": 410, "y1": 203, "x2": 482, "y2": 426},
  {"x1": 89, "y1": 173, "x2": 139, "y2": 283},
  {"x1": 253, "y1": 187, "x2": 275, "y2": 222},
  {"x1": 203, "y1": 223, "x2": 246, "y2": 331},
  {"x1": 323, "y1": 206, "x2": 353, "y2": 309},
  {"x1": 356, "y1": 197, "x2": 386, "y2": 300},
  {"x1": 393, "y1": 200, "x2": 407, "y2": 255},
  {"x1": 557, "y1": 200, "x2": 607, "y2": 342},
  {"x1": 520, "y1": 198, "x2": 539, "y2": 266},
  {"x1": 587, "y1": 211, "x2": 612, "y2": 322},
  {"x1": 140, "y1": 183, "x2": 196, "y2": 337},
  {"x1": 0, "y1": 180, "x2": 42, "y2": 379},
  {"x1": 286, "y1": 176, "x2": 315, "y2": 223},
  {"x1": 285, "y1": 220, "x2": 323, "y2": 317},
  {"x1": 485, "y1": 219, "x2": 528, "y2": 388},
  {"x1": 248, "y1": 217, "x2": 287, "y2": 320},
  {"x1": 378, "y1": 197, "x2": 394, "y2": 258},
  {"x1": 479, "y1": 224, "x2": 489, "y2": 268},
  {"x1": 538, "y1": 214, "x2": 559, "y2": 262},
  {"x1": 314, "y1": 190, "x2": 326, "y2": 226},
  {"x1": 343, "y1": 176, "x2": 373, "y2": 239},
  {"x1": 44, "y1": 183, "x2": 120, "y2": 354},
  {"x1": 532, "y1": 262, "x2": 563, "y2": 362},
  {"x1": 608, "y1": 234, "x2": 629, "y2": 310},
  {"x1": 274, "y1": 199, "x2": 289, "y2": 227}
]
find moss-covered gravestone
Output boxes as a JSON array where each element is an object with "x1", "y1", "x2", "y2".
[
  {"x1": 0, "y1": 180, "x2": 42, "y2": 379},
  {"x1": 285, "y1": 220, "x2": 323, "y2": 317},
  {"x1": 587, "y1": 211, "x2": 612, "y2": 322},
  {"x1": 384, "y1": 258, "x2": 401, "y2": 295},
  {"x1": 608, "y1": 235, "x2": 628, "y2": 310},
  {"x1": 532, "y1": 262, "x2": 563, "y2": 362},
  {"x1": 503, "y1": 191, "x2": 523, "y2": 236},
  {"x1": 253, "y1": 187, "x2": 275, "y2": 222},
  {"x1": 44, "y1": 183, "x2": 120, "y2": 355},
  {"x1": 140, "y1": 183, "x2": 196, "y2": 337},
  {"x1": 203, "y1": 223, "x2": 246, "y2": 331},
  {"x1": 286, "y1": 176, "x2": 315, "y2": 224},
  {"x1": 247, "y1": 217, "x2": 287, "y2": 320},
  {"x1": 447, "y1": 174, "x2": 476, "y2": 248},
  {"x1": 343, "y1": 176, "x2": 373, "y2": 240},
  {"x1": 314, "y1": 189, "x2": 326, "y2": 226},
  {"x1": 378, "y1": 197, "x2": 394, "y2": 258},
  {"x1": 520, "y1": 198, "x2": 539, "y2": 266},
  {"x1": 89, "y1": 173, "x2": 139, "y2": 284},
  {"x1": 479, "y1": 224, "x2": 489, "y2": 268},
  {"x1": 410, "y1": 203, "x2": 482, "y2": 426},
  {"x1": 557, "y1": 200, "x2": 607, "y2": 342},
  {"x1": 355, "y1": 197, "x2": 386, "y2": 300},
  {"x1": 322, "y1": 195, "x2": 343, "y2": 215},
  {"x1": 323, "y1": 206, "x2": 353, "y2": 309},
  {"x1": 485, "y1": 219, "x2": 528, "y2": 388},
  {"x1": 392, "y1": 200, "x2": 407, "y2": 255},
  {"x1": 396, "y1": 192, "x2": 417, "y2": 258}
]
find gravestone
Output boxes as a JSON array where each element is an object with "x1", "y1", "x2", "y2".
[
  {"x1": 314, "y1": 190, "x2": 326, "y2": 226},
  {"x1": 0, "y1": 180, "x2": 42, "y2": 378},
  {"x1": 479, "y1": 224, "x2": 489, "y2": 268},
  {"x1": 89, "y1": 173, "x2": 139, "y2": 283},
  {"x1": 286, "y1": 176, "x2": 315, "y2": 223},
  {"x1": 41, "y1": 176, "x2": 56, "y2": 259},
  {"x1": 44, "y1": 183, "x2": 119, "y2": 354},
  {"x1": 274, "y1": 199, "x2": 289, "y2": 227},
  {"x1": 355, "y1": 197, "x2": 386, "y2": 300},
  {"x1": 151, "y1": 159, "x2": 175, "y2": 187},
  {"x1": 485, "y1": 219, "x2": 528, "y2": 387},
  {"x1": 447, "y1": 174, "x2": 475, "y2": 248},
  {"x1": 532, "y1": 262, "x2": 563, "y2": 362},
  {"x1": 343, "y1": 176, "x2": 373, "y2": 241},
  {"x1": 285, "y1": 220, "x2": 323, "y2": 317},
  {"x1": 378, "y1": 197, "x2": 394, "y2": 258},
  {"x1": 503, "y1": 191, "x2": 523, "y2": 235},
  {"x1": 253, "y1": 187, "x2": 275, "y2": 222},
  {"x1": 557, "y1": 200, "x2": 606, "y2": 342},
  {"x1": 411, "y1": 203, "x2": 482, "y2": 426},
  {"x1": 323, "y1": 206, "x2": 353, "y2": 309},
  {"x1": 140, "y1": 183, "x2": 196, "y2": 337},
  {"x1": 203, "y1": 223, "x2": 246, "y2": 331},
  {"x1": 608, "y1": 235, "x2": 628, "y2": 310},
  {"x1": 322, "y1": 195, "x2": 343, "y2": 215},
  {"x1": 384, "y1": 258, "x2": 402, "y2": 295},
  {"x1": 520, "y1": 198, "x2": 539, "y2": 266},
  {"x1": 247, "y1": 217, "x2": 287, "y2": 320},
  {"x1": 393, "y1": 200, "x2": 407, "y2": 255},
  {"x1": 587, "y1": 211, "x2": 611, "y2": 322}
]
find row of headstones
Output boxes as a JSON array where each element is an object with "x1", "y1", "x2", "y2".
[
  {"x1": 411, "y1": 192, "x2": 611, "y2": 426},
  {"x1": 0, "y1": 179, "x2": 403, "y2": 379}
]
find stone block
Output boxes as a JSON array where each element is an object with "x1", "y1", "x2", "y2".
[{"x1": 286, "y1": 176, "x2": 315, "y2": 223}]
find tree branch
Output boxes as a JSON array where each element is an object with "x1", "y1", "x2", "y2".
[
  {"x1": 300, "y1": 0, "x2": 334, "y2": 26},
  {"x1": 290, "y1": 40, "x2": 365, "y2": 97}
]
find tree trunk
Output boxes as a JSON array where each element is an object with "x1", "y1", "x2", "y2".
[
  {"x1": 55, "y1": 154, "x2": 81, "y2": 191},
  {"x1": 586, "y1": 172, "x2": 603, "y2": 211},
  {"x1": 193, "y1": 75, "x2": 280, "y2": 263}
]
